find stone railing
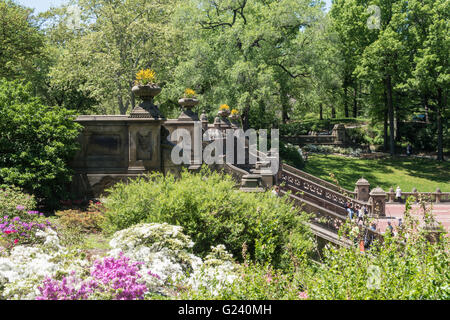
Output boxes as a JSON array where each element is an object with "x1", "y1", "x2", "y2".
[
  {"x1": 281, "y1": 163, "x2": 356, "y2": 197},
  {"x1": 283, "y1": 191, "x2": 383, "y2": 246},
  {"x1": 386, "y1": 188, "x2": 450, "y2": 203},
  {"x1": 281, "y1": 124, "x2": 347, "y2": 146},
  {"x1": 281, "y1": 135, "x2": 335, "y2": 145},
  {"x1": 278, "y1": 164, "x2": 371, "y2": 215}
]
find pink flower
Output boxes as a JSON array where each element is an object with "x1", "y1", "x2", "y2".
[
  {"x1": 16, "y1": 205, "x2": 25, "y2": 211},
  {"x1": 298, "y1": 291, "x2": 308, "y2": 299},
  {"x1": 14, "y1": 239, "x2": 19, "y2": 244}
]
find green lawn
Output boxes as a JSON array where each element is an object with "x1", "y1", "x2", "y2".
[{"x1": 303, "y1": 154, "x2": 450, "y2": 192}]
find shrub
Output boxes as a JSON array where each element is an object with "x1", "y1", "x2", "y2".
[
  {"x1": 280, "y1": 142, "x2": 305, "y2": 169},
  {"x1": 0, "y1": 185, "x2": 36, "y2": 218},
  {"x1": 0, "y1": 215, "x2": 54, "y2": 249},
  {"x1": 103, "y1": 168, "x2": 315, "y2": 270},
  {"x1": 36, "y1": 253, "x2": 151, "y2": 300},
  {"x1": 0, "y1": 79, "x2": 82, "y2": 207},
  {"x1": 55, "y1": 201, "x2": 106, "y2": 234},
  {"x1": 302, "y1": 198, "x2": 450, "y2": 299}
]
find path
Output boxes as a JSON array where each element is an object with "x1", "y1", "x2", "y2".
[{"x1": 375, "y1": 203, "x2": 450, "y2": 234}]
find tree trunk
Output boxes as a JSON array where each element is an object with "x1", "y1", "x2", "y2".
[
  {"x1": 331, "y1": 106, "x2": 336, "y2": 119},
  {"x1": 344, "y1": 85, "x2": 349, "y2": 118},
  {"x1": 383, "y1": 87, "x2": 388, "y2": 152},
  {"x1": 423, "y1": 95, "x2": 429, "y2": 123},
  {"x1": 353, "y1": 84, "x2": 358, "y2": 118},
  {"x1": 385, "y1": 75, "x2": 395, "y2": 156},
  {"x1": 437, "y1": 88, "x2": 444, "y2": 161},
  {"x1": 319, "y1": 104, "x2": 323, "y2": 120},
  {"x1": 118, "y1": 95, "x2": 127, "y2": 115}
]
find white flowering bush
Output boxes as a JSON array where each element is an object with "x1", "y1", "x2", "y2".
[
  {"x1": 108, "y1": 223, "x2": 238, "y2": 297},
  {"x1": 0, "y1": 231, "x2": 90, "y2": 299}
]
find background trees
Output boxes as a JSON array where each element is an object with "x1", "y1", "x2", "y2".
[{"x1": 0, "y1": 0, "x2": 447, "y2": 157}]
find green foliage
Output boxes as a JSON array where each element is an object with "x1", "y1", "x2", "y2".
[
  {"x1": 303, "y1": 198, "x2": 449, "y2": 299},
  {"x1": 181, "y1": 262, "x2": 306, "y2": 300},
  {"x1": 0, "y1": 185, "x2": 36, "y2": 217},
  {"x1": 346, "y1": 127, "x2": 371, "y2": 146},
  {"x1": 280, "y1": 118, "x2": 367, "y2": 136},
  {"x1": 55, "y1": 202, "x2": 106, "y2": 234},
  {"x1": 0, "y1": 0, "x2": 45, "y2": 80},
  {"x1": 279, "y1": 142, "x2": 305, "y2": 169},
  {"x1": 0, "y1": 79, "x2": 82, "y2": 206},
  {"x1": 103, "y1": 168, "x2": 315, "y2": 269}
]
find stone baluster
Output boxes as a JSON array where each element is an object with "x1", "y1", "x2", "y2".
[
  {"x1": 435, "y1": 188, "x2": 441, "y2": 203},
  {"x1": 369, "y1": 186, "x2": 386, "y2": 217},
  {"x1": 355, "y1": 177, "x2": 370, "y2": 202},
  {"x1": 388, "y1": 187, "x2": 395, "y2": 203}
]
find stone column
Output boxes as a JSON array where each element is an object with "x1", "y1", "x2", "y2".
[
  {"x1": 435, "y1": 188, "x2": 442, "y2": 203},
  {"x1": 332, "y1": 124, "x2": 346, "y2": 145},
  {"x1": 355, "y1": 177, "x2": 370, "y2": 202},
  {"x1": 388, "y1": 187, "x2": 395, "y2": 203},
  {"x1": 128, "y1": 122, "x2": 161, "y2": 173},
  {"x1": 369, "y1": 186, "x2": 386, "y2": 217}
]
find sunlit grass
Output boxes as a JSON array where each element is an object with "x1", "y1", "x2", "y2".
[{"x1": 303, "y1": 154, "x2": 450, "y2": 192}]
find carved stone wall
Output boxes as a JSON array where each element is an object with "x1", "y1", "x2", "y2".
[{"x1": 70, "y1": 115, "x2": 200, "y2": 198}]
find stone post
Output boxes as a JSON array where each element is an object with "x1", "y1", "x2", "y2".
[
  {"x1": 369, "y1": 186, "x2": 386, "y2": 217},
  {"x1": 388, "y1": 187, "x2": 395, "y2": 203},
  {"x1": 200, "y1": 111, "x2": 208, "y2": 132},
  {"x1": 178, "y1": 98, "x2": 199, "y2": 121},
  {"x1": 332, "y1": 124, "x2": 346, "y2": 145},
  {"x1": 355, "y1": 177, "x2": 370, "y2": 202},
  {"x1": 435, "y1": 188, "x2": 442, "y2": 203},
  {"x1": 240, "y1": 174, "x2": 264, "y2": 192}
]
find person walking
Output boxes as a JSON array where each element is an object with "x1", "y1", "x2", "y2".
[
  {"x1": 396, "y1": 186, "x2": 402, "y2": 203},
  {"x1": 406, "y1": 144, "x2": 412, "y2": 156},
  {"x1": 347, "y1": 203, "x2": 354, "y2": 220},
  {"x1": 386, "y1": 221, "x2": 394, "y2": 236},
  {"x1": 272, "y1": 186, "x2": 281, "y2": 197},
  {"x1": 357, "y1": 205, "x2": 364, "y2": 224}
]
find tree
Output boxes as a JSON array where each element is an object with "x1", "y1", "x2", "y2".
[
  {"x1": 407, "y1": 0, "x2": 449, "y2": 161},
  {"x1": 46, "y1": 0, "x2": 181, "y2": 115},
  {"x1": 0, "y1": 79, "x2": 81, "y2": 206},
  {"x1": 166, "y1": 0, "x2": 326, "y2": 129}
]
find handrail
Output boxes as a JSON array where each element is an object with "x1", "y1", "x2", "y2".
[
  {"x1": 283, "y1": 190, "x2": 383, "y2": 245},
  {"x1": 282, "y1": 163, "x2": 356, "y2": 197},
  {"x1": 279, "y1": 167, "x2": 370, "y2": 213}
]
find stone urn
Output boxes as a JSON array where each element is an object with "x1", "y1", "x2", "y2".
[
  {"x1": 130, "y1": 84, "x2": 164, "y2": 119},
  {"x1": 229, "y1": 113, "x2": 241, "y2": 128},
  {"x1": 218, "y1": 108, "x2": 230, "y2": 118},
  {"x1": 178, "y1": 97, "x2": 199, "y2": 121}
]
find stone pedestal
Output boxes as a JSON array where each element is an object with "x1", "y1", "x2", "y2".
[
  {"x1": 128, "y1": 122, "x2": 162, "y2": 172},
  {"x1": 369, "y1": 186, "x2": 386, "y2": 217},
  {"x1": 178, "y1": 98, "x2": 199, "y2": 121},
  {"x1": 355, "y1": 177, "x2": 370, "y2": 202},
  {"x1": 332, "y1": 124, "x2": 346, "y2": 145},
  {"x1": 240, "y1": 174, "x2": 264, "y2": 192}
]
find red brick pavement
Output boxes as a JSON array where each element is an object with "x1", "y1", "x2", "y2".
[{"x1": 374, "y1": 203, "x2": 450, "y2": 234}]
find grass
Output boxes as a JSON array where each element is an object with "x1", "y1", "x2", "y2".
[{"x1": 303, "y1": 154, "x2": 450, "y2": 192}]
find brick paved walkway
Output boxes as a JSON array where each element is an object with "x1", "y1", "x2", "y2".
[{"x1": 374, "y1": 203, "x2": 450, "y2": 234}]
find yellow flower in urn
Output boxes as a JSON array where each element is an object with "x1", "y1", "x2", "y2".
[
  {"x1": 219, "y1": 104, "x2": 230, "y2": 111},
  {"x1": 184, "y1": 88, "x2": 196, "y2": 98},
  {"x1": 135, "y1": 69, "x2": 157, "y2": 86}
]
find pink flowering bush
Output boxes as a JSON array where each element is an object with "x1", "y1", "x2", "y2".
[
  {"x1": 0, "y1": 215, "x2": 53, "y2": 249},
  {"x1": 0, "y1": 186, "x2": 36, "y2": 219},
  {"x1": 36, "y1": 253, "x2": 158, "y2": 300}
]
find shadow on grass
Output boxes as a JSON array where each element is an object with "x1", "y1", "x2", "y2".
[{"x1": 303, "y1": 154, "x2": 449, "y2": 191}]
